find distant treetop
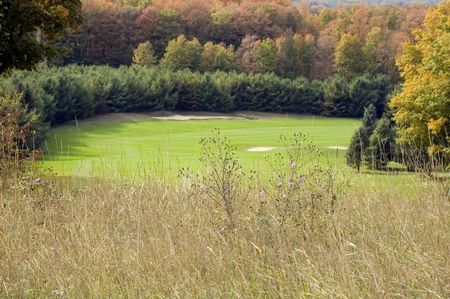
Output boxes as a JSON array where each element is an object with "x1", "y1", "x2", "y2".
[{"x1": 292, "y1": 0, "x2": 440, "y2": 7}]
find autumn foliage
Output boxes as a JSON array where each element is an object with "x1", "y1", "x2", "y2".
[
  {"x1": 60, "y1": 0, "x2": 429, "y2": 80},
  {"x1": 390, "y1": 0, "x2": 449, "y2": 163}
]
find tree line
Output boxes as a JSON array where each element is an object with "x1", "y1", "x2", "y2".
[
  {"x1": 130, "y1": 32, "x2": 390, "y2": 82},
  {"x1": 59, "y1": 0, "x2": 429, "y2": 82},
  {"x1": 0, "y1": 65, "x2": 391, "y2": 145}
]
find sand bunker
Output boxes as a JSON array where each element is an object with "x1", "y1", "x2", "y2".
[
  {"x1": 247, "y1": 147, "x2": 278, "y2": 152},
  {"x1": 152, "y1": 114, "x2": 242, "y2": 121},
  {"x1": 328, "y1": 146, "x2": 348, "y2": 150}
]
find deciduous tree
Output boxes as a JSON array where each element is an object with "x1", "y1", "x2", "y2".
[
  {"x1": 390, "y1": 0, "x2": 450, "y2": 161},
  {"x1": 253, "y1": 38, "x2": 278, "y2": 73},
  {"x1": 160, "y1": 35, "x2": 202, "y2": 71},
  {"x1": 0, "y1": 0, "x2": 82, "y2": 73},
  {"x1": 199, "y1": 42, "x2": 236, "y2": 72},
  {"x1": 132, "y1": 41, "x2": 157, "y2": 67},
  {"x1": 335, "y1": 34, "x2": 369, "y2": 80}
]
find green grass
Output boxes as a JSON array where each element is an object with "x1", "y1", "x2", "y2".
[
  {"x1": 40, "y1": 113, "x2": 360, "y2": 177},
  {"x1": 39, "y1": 113, "x2": 429, "y2": 189}
]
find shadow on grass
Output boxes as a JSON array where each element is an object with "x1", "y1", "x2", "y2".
[{"x1": 40, "y1": 116, "x2": 155, "y2": 162}]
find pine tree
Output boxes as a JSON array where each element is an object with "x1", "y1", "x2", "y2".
[
  {"x1": 346, "y1": 104, "x2": 378, "y2": 170},
  {"x1": 322, "y1": 75, "x2": 350, "y2": 117},
  {"x1": 362, "y1": 104, "x2": 378, "y2": 135},
  {"x1": 346, "y1": 127, "x2": 366, "y2": 171},
  {"x1": 365, "y1": 115, "x2": 397, "y2": 170}
]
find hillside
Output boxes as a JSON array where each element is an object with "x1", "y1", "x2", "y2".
[{"x1": 293, "y1": 0, "x2": 440, "y2": 6}]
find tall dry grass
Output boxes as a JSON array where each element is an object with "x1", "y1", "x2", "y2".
[
  {"x1": 0, "y1": 131, "x2": 448, "y2": 298},
  {"x1": 0, "y1": 168, "x2": 449, "y2": 298}
]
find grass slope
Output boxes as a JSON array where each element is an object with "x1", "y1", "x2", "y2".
[{"x1": 40, "y1": 113, "x2": 360, "y2": 177}]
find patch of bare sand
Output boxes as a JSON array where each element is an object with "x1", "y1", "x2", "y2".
[
  {"x1": 152, "y1": 114, "x2": 243, "y2": 120},
  {"x1": 327, "y1": 146, "x2": 348, "y2": 150},
  {"x1": 69, "y1": 111, "x2": 318, "y2": 123},
  {"x1": 151, "y1": 111, "x2": 305, "y2": 120},
  {"x1": 247, "y1": 147, "x2": 278, "y2": 152}
]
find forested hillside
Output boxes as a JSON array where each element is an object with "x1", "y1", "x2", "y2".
[{"x1": 59, "y1": 0, "x2": 430, "y2": 82}]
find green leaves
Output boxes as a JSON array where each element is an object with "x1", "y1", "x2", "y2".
[
  {"x1": 160, "y1": 35, "x2": 202, "y2": 71},
  {"x1": 0, "y1": 0, "x2": 82, "y2": 73},
  {"x1": 132, "y1": 41, "x2": 157, "y2": 67},
  {"x1": 335, "y1": 34, "x2": 369, "y2": 80}
]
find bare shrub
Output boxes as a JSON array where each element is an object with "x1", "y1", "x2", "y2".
[
  {"x1": 260, "y1": 133, "x2": 341, "y2": 235},
  {"x1": 0, "y1": 92, "x2": 42, "y2": 190},
  {"x1": 181, "y1": 129, "x2": 254, "y2": 230}
]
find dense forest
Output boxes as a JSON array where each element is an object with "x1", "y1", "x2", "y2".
[
  {"x1": 292, "y1": 0, "x2": 441, "y2": 7},
  {"x1": 58, "y1": 0, "x2": 431, "y2": 82}
]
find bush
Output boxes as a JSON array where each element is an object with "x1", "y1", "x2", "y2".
[
  {"x1": 0, "y1": 92, "x2": 41, "y2": 173},
  {"x1": 181, "y1": 129, "x2": 253, "y2": 230}
]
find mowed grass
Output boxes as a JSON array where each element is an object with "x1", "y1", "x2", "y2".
[{"x1": 40, "y1": 113, "x2": 360, "y2": 177}]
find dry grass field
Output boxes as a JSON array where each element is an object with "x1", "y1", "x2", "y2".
[{"x1": 1, "y1": 130, "x2": 449, "y2": 298}]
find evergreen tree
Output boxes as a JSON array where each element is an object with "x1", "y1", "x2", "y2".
[
  {"x1": 362, "y1": 104, "x2": 378, "y2": 136},
  {"x1": 322, "y1": 75, "x2": 350, "y2": 117},
  {"x1": 349, "y1": 74, "x2": 391, "y2": 117},
  {"x1": 346, "y1": 104, "x2": 378, "y2": 170},
  {"x1": 365, "y1": 116, "x2": 397, "y2": 170},
  {"x1": 346, "y1": 127, "x2": 366, "y2": 171}
]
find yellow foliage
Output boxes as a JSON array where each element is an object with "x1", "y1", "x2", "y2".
[
  {"x1": 390, "y1": 0, "x2": 450, "y2": 158},
  {"x1": 428, "y1": 117, "x2": 448, "y2": 135}
]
